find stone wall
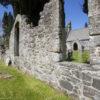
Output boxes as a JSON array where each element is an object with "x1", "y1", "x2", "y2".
[
  {"x1": 88, "y1": 0, "x2": 100, "y2": 35},
  {"x1": 9, "y1": 0, "x2": 66, "y2": 67},
  {"x1": 29, "y1": 62, "x2": 100, "y2": 100},
  {"x1": 88, "y1": 0, "x2": 100, "y2": 64},
  {"x1": 8, "y1": 59, "x2": 100, "y2": 100},
  {"x1": 66, "y1": 40, "x2": 89, "y2": 51}
]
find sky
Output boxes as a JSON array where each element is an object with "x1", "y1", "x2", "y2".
[
  {"x1": 64, "y1": 0, "x2": 88, "y2": 29},
  {"x1": 0, "y1": 0, "x2": 88, "y2": 36}
]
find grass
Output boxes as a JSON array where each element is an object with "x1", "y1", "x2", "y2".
[
  {"x1": 82, "y1": 50, "x2": 90, "y2": 63},
  {"x1": 0, "y1": 61, "x2": 70, "y2": 100},
  {"x1": 71, "y1": 50, "x2": 90, "y2": 63},
  {"x1": 71, "y1": 51, "x2": 82, "y2": 63}
]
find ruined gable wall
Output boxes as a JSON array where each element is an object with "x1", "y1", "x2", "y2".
[{"x1": 9, "y1": 0, "x2": 66, "y2": 68}]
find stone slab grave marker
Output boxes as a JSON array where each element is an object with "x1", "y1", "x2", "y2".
[{"x1": 0, "y1": 72, "x2": 13, "y2": 80}]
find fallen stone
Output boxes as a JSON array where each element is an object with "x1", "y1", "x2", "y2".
[
  {"x1": 59, "y1": 80, "x2": 73, "y2": 91},
  {"x1": 0, "y1": 72, "x2": 13, "y2": 80},
  {"x1": 92, "y1": 78, "x2": 100, "y2": 90}
]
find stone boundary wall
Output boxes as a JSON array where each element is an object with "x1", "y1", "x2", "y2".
[
  {"x1": 31, "y1": 62, "x2": 100, "y2": 100},
  {"x1": 6, "y1": 56, "x2": 100, "y2": 100},
  {"x1": 1, "y1": 51, "x2": 100, "y2": 100}
]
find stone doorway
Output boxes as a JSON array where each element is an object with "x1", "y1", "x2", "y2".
[{"x1": 73, "y1": 43, "x2": 78, "y2": 51}]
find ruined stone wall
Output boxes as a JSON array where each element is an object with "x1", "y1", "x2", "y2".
[
  {"x1": 88, "y1": 0, "x2": 100, "y2": 35},
  {"x1": 31, "y1": 62, "x2": 100, "y2": 100},
  {"x1": 88, "y1": 0, "x2": 100, "y2": 64},
  {"x1": 9, "y1": 0, "x2": 66, "y2": 68}
]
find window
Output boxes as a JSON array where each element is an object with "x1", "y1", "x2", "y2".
[{"x1": 14, "y1": 22, "x2": 19, "y2": 56}]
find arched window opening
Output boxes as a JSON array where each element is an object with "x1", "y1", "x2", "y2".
[
  {"x1": 73, "y1": 43, "x2": 78, "y2": 51},
  {"x1": 14, "y1": 22, "x2": 19, "y2": 56}
]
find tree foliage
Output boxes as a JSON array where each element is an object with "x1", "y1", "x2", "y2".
[{"x1": 2, "y1": 12, "x2": 14, "y2": 48}]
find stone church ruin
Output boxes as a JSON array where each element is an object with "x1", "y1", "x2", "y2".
[{"x1": 0, "y1": 0, "x2": 100, "y2": 100}]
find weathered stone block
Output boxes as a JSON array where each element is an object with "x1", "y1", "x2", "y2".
[
  {"x1": 66, "y1": 76, "x2": 81, "y2": 85},
  {"x1": 92, "y1": 78, "x2": 100, "y2": 90},
  {"x1": 83, "y1": 86, "x2": 96, "y2": 98},
  {"x1": 94, "y1": 93, "x2": 100, "y2": 100},
  {"x1": 73, "y1": 86, "x2": 80, "y2": 95},
  {"x1": 72, "y1": 70, "x2": 81, "y2": 79},
  {"x1": 59, "y1": 80, "x2": 73, "y2": 91},
  {"x1": 69, "y1": 93, "x2": 80, "y2": 100},
  {"x1": 0, "y1": 72, "x2": 13, "y2": 80},
  {"x1": 83, "y1": 81, "x2": 91, "y2": 86},
  {"x1": 82, "y1": 73, "x2": 92, "y2": 82}
]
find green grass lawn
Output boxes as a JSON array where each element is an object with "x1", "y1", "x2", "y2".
[{"x1": 0, "y1": 61, "x2": 70, "y2": 100}]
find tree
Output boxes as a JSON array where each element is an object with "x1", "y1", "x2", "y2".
[{"x1": 2, "y1": 12, "x2": 14, "y2": 48}]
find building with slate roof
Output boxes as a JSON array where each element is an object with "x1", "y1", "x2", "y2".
[{"x1": 66, "y1": 28, "x2": 90, "y2": 52}]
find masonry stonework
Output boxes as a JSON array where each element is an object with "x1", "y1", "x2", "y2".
[
  {"x1": 0, "y1": 0, "x2": 100, "y2": 100},
  {"x1": 88, "y1": 0, "x2": 100, "y2": 64},
  {"x1": 9, "y1": 0, "x2": 66, "y2": 66}
]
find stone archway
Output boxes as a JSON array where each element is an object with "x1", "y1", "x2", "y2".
[{"x1": 14, "y1": 22, "x2": 19, "y2": 56}]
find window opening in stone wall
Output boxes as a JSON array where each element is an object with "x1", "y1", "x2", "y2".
[{"x1": 14, "y1": 22, "x2": 19, "y2": 56}]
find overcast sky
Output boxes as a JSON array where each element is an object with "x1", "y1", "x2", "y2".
[{"x1": 0, "y1": 0, "x2": 88, "y2": 36}]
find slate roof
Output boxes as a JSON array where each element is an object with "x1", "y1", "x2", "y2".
[{"x1": 67, "y1": 28, "x2": 89, "y2": 42}]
